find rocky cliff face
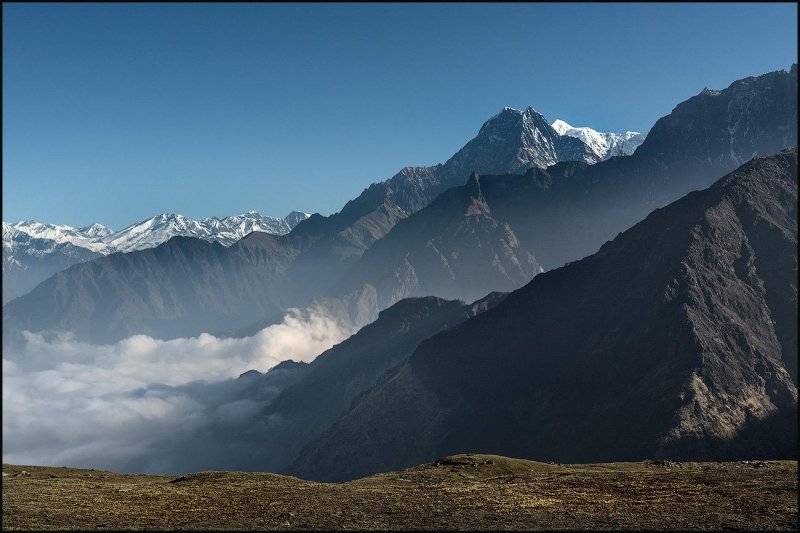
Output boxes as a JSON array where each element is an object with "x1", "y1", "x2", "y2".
[
  {"x1": 635, "y1": 65, "x2": 797, "y2": 177},
  {"x1": 289, "y1": 150, "x2": 798, "y2": 482}
]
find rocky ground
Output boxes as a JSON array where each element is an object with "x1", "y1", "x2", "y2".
[{"x1": 2, "y1": 454, "x2": 797, "y2": 530}]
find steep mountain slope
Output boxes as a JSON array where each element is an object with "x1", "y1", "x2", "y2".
[
  {"x1": 74, "y1": 293, "x2": 506, "y2": 474},
  {"x1": 551, "y1": 119, "x2": 647, "y2": 160},
  {"x1": 636, "y1": 65, "x2": 798, "y2": 173},
  {"x1": 162, "y1": 294, "x2": 507, "y2": 474},
  {"x1": 289, "y1": 150, "x2": 798, "y2": 482},
  {"x1": 318, "y1": 106, "x2": 598, "y2": 229}
]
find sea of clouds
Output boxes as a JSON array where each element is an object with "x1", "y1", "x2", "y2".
[{"x1": 2, "y1": 307, "x2": 353, "y2": 474}]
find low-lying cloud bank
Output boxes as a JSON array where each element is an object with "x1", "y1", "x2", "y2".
[{"x1": 2, "y1": 307, "x2": 353, "y2": 474}]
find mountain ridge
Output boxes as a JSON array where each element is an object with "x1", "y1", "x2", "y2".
[
  {"x1": 2, "y1": 210, "x2": 310, "y2": 304},
  {"x1": 288, "y1": 149, "x2": 798, "y2": 482},
  {"x1": 4, "y1": 65, "x2": 795, "y2": 342}
]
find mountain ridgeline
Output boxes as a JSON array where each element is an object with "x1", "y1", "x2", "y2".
[
  {"x1": 288, "y1": 149, "x2": 799, "y2": 482},
  {"x1": 321, "y1": 65, "x2": 800, "y2": 316},
  {"x1": 2, "y1": 211, "x2": 310, "y2": 306},
  {"x1": 3, "y1": 65, "x2": 797, "y2": 344}
]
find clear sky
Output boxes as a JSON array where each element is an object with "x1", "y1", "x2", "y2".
[{"x1": 3, "y1": 3, "x2": 797, "y2": 229}]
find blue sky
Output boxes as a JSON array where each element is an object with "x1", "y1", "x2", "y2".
[{"x1": 3, "y1": 3, "x2": 797, "y2": 229}]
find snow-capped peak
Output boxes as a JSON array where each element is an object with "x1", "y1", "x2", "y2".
[
  {"x1": 463, "y1": 105, "x2": 602, "y2": 170},
  {"x1": 4, "y1": 220, "x2": 113, "y2": 253},
  {"x1": 102, "y1": 210, "x2": 308, "y2": 252},
  {"x1": 550, "y1": 119, "x2": 648, "y2": 160},
  {"x1": 551, "y1": 119, "x2": 574, "y2": 136},
  {"x1": 78, "y1": 223, "x2": 114, "y2": 239},
  {"x1": 4, "y1": 209, "x2": 311, "y2": 258}
]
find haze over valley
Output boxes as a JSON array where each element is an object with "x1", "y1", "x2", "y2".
[{"x1": 2, "y1": 4, "x2": 797, "y2": 530}]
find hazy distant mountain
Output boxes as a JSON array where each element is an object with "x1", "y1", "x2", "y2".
[
  {"x1": 551, "y1": 119, "x2": 647, "y2": 160},
  {"x1": 3, "y1": 222, "x2": 104, "y2": 304},
  {"x1": 2, "y1": 231, "x2": 310, "y2": 343},
  {"x1": 289, "y1": 149, "x2": 798, "y2": 482},
  {"x1": 1, "y1": 211, "x2": 309, "y2": 304},
  {"x1": 2, "y1": 105, "x2": 594, "y2": 308},
  {"x1": 283, "y1": 210, "x2": 313, "y2": 230},
  {"x1": 4, "y1": 66, "x2": 795, "y2": 343},
  {"x1": 334, "y1": 169, "x2": 552, "y2": 308}
]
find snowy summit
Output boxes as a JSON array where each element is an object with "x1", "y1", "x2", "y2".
[{"x1": 551, "y1": 119, "x2": 647, "y2": 160}]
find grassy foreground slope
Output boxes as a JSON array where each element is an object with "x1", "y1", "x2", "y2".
[{"x1": 3, "y1": 455, "x2": 797, "y2": 531}]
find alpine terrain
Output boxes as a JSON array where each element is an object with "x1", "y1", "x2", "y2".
[
  {"x1": 289, "y1": 149, "x2": 799, "y2": 482},
  {"x1": 3, "y1": 66, "x2": 796, "y2": 345}
]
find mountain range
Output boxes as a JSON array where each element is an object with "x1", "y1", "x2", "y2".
[
  {"x1": 296, "y1": 64, "x2": 798, "y2": 324},
  {"x1": 3, "y1": 65, "x2": 796, "y2": 346},
  {"x1": 2, "y1": 105, "x2": 610, "y2": 340},
  {"x1": 289, "y1": 148, "x2": 798, "y2": 482},
  {"x1": 2, "y1": 63, "x2": 796, "y2": 485},
  {"x1": 2, "y1": 211, "x2": 309, "y2": 304}
]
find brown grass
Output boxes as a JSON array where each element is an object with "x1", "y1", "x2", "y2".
[{"x1": 2, "y1": 454, "x2": 797, "y2": 530}]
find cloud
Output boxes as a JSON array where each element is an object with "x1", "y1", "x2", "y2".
[{"x1": 2, "y1": 307, "x2": 353, "y2": 474}]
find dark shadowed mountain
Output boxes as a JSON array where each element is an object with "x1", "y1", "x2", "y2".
[
  {"x1": 111, "y1": 293, "x2": 506, "y2": 474},
  {"x1": 238, "y1": 292, "x2": 506, "y2": 473},
  {"x1": 289, "y1": 149, "x2": 798, "y2": 482},
  {"x1": 3, "y1": 66, "x2": 796, "y2": 344}
]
